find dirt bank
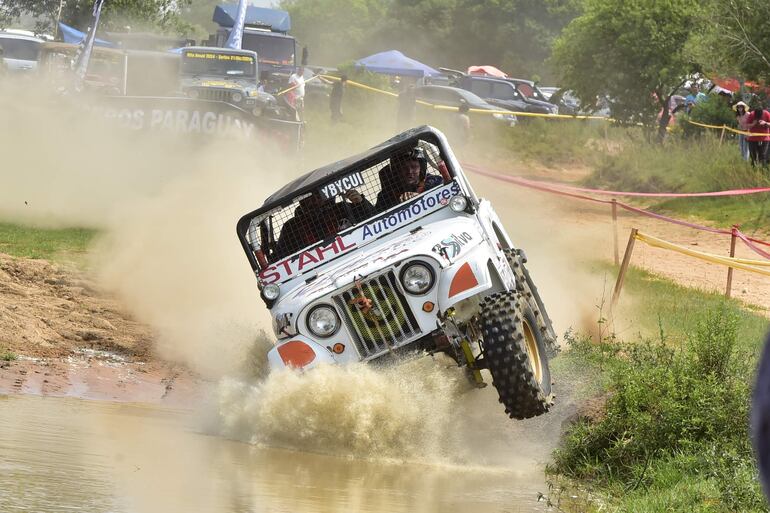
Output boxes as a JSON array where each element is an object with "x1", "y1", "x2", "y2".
[{"x1": 0, "y1": 253, "x2": 202, "y2": 404}]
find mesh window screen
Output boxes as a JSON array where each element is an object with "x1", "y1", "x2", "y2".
[{"x1": 246, "y1": 139, "x2": 447, "y2": 264}]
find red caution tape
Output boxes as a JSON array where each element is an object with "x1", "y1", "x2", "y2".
[
  {"x1": 464, "y1": 162, "x2": 770, "y2": 259},
  {"x1": 464, "y1": 162, "x2": 770, "y2": 198}
]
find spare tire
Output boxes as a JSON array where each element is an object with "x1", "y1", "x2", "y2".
[{"x1": 481, "y1": 291, "x2": 553, "y2": 419}]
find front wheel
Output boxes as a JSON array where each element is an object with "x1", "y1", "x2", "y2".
[
  {"x1": 481, "y1": 291, "x2": 553, "y2": 419},
  {"x1": 504, "y1": 248, "x2": 559, "y2": 358}
]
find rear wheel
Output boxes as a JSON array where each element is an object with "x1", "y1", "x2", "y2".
[{"x1": 480, "y1": 291, "x2": 553, "y2": 419}]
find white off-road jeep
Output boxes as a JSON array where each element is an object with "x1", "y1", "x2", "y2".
[{"x1": 237, "y1": 126, "x2": 558, "y2": 419}]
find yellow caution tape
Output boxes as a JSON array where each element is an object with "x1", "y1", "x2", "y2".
[
  {"x1": 635, "y1": 231, "x2": 770, "y2": 277},
  {"x1": 275, "y1": 74, "x2": 321, "y2": 97},
  {"x1": 686, "y1": 119, "x2": 756, "y2": 137},
  {"x1": 318, "y1": 74, "x2": 613, "y2": 120}
]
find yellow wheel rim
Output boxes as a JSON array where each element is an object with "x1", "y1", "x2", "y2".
[{"x1": 522, "y1": 319, "x2": 543, "y2": 385}]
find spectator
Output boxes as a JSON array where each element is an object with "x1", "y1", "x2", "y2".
[
  {"x1": 288, "y1": 66, "x2": 306, "y2": 121},
  {"x1": 685, "y1": 84, "x2": 707, "y2": 113},
  {"x1": 455, "y1": 99, "x2": 471, "y2": 147},
  {"x1": 329, "y1": 75, "x2": 347, "y2": 123},
  {"x1": 734, "y1": 101, "x2": 750, "y2": 161},
  {"x1": 746, "y1": 106, "x2": 770, "y2": 167},
  {"x1": 397, "y1": 84, "x2": 416, "y2": 129}
]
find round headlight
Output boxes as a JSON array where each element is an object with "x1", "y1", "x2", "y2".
[
  {"x1": 449, "y1": 195, "x2": 468, "y2": 212},
  {"x1": 263, "y1": 284, "x2": 280, "y2": 301},
  {"x1": 231, "y1": 91, "x2": 243, "y2": 103},
  {"x1": 307, "y1": 305, "x2": 340, "y2": 338},
  {"x1": 401, "y1": 263, "x2": 434, "y2": 295},
  {"x1": 187, "y1": 89, "x2": 199, "y2": 99}
]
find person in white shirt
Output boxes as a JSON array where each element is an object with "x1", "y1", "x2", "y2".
[{"x1": 288, "y1": 66, "x2": 306, "y2": 121}]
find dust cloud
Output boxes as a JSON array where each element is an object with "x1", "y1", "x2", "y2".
[{"x1": 1, "y1": 77, "x2": 611, "y2": 466}]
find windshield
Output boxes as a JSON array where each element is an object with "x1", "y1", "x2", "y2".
[
  {"x1": 245, "y1": 139, "x2": 453, "y2": 270},
  {"x1": 0, "y1": 37, "x2": 41, "y2": 60},
  {"x1": 181, "y1": 50, "x2": 256, "y2": 78},
  {"x1": 241, "y1": 33, "x2": 295, "y2": 65}
]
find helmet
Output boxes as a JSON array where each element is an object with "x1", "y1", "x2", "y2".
[{"x1": 399, "y1": 146, "x2": 427, "y2": 176}]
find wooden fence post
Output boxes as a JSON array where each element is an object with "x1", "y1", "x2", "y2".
[
  {"x1": 612, "y1": 199, "x2": 619, "y2": 266},
  {"x1": 725, "y1": 225, "x2": 738, "y2": 298},
  {"x1": 612, "y1": 228, "x2": 638, "y2": 309},
  {"x1": 719, "y1": 126, "x2": 726, "y2": 146}
]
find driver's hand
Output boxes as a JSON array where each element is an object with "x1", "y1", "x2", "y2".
[
  {"x1": 400, "y1": 191, "x2": 419, "y2": 201},
  {"x1": 344, "y1": 189, "x2": 363, "y2": 203}
]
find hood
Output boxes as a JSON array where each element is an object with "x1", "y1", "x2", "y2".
[{"x1": 269, "y1": 217, "x2": 485, "y2": 324}]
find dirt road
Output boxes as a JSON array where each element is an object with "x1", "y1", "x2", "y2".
[{"x1": 0, "y1": 254, "x2": 200, "y2": 403}]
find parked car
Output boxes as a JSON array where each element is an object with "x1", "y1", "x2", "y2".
[
  {"x1": 414, "y1": 85, "x2": 518, "y2": 126},
  {"x1": 441, "y1": 70, "x2": 559, "y2": 116},
  {"x1": 539, "y1": 86, "x2": 559, "y2": 100},
  {"x1": 0, "y1": 31, "x2": 44, "y2": 73}
]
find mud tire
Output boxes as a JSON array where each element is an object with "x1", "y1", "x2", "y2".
[
  {"x1": 480, "y1": 291, "x2": 553, "y2": 419},
  {"x1": 504, "y1": 248, "x2": 559, "y2": 358}
]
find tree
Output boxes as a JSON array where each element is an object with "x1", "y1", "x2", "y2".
[
  {"x1": 692, "y1": 0, "x2": 770, "y2": 83},
  {"x1": 0, "y1": 0, "x2": 193, "y2": 36},
  {"x1": 280, "y1": 0, "x2": 579, "y2": 81},
  {"x1": 552, "y1": 0, "x2": 701, "y2": 136}
]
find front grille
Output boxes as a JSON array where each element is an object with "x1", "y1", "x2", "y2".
[
  {"x1": 196, "y1": 88, "x2": 231, "y2": 102},
  {"x1": 333, "y1": 271, "x2": 421, "y2": 359}
]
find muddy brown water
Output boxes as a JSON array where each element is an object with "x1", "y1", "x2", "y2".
[{"x1": 0, "y1": 394, "x2": 554, "y2": 513}]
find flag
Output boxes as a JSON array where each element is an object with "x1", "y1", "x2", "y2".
[
  {"x1": 74, "y1": 0, "x2": 105, "y2": 91},
  {"x1": 225, "y1": 0, "x2": 248, "y2": 50}
]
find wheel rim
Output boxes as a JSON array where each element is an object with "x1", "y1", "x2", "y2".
[{"x1": 522, "y1": 319, "x2": 543, "y2": 385}]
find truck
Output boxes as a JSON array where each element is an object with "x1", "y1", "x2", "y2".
[
  {"x1": 209, "y1": 4, "x2": 297, "y2": 78},
  {"x1": 179, "y1": 46, "x2": 283, "y2": 119},
  {"x1": 236, "y1": 126, "x2": 558, "y2": 420}
]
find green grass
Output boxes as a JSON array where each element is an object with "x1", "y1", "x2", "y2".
[
  {"x1": 584, "y1": 133, "x2": 770, "y2": 231},
  {"x1": 547, "y1": 265, "x2": 769, "y2": 513},
  {"x1": 0, "y1": 222, "x2": 98, "y2": 264},
  {"x1": 654, "y1": 195, "x2": 770, "y2": 231},
  {"x1": 0, "y1": 350, "x2": 16, "y2": 362}
]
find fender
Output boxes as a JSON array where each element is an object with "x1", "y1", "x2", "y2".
[
  {"x1": 437, "y1": 244, "x2": 502, "y2": 310},
  {"x1": 267, "y1": 335, "x2": 337, "y2": 372}
]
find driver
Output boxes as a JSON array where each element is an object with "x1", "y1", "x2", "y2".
[
  {"x1": 375, "y1": 147, "x2": 443, "y2": 212},
  {"x1": 274, "y1": 188, "x2": 372, "y2": 259}
]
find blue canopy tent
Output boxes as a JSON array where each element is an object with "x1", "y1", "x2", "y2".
[
  {"x1": 212, "y1": 4, "x2": 290, "y2": 33},
  {"x1": 58, "y1": 22, "x2": 115, "y2": 47},
  {"x1": 355, "y1": 50, "x2": 439, "y2": 77}
]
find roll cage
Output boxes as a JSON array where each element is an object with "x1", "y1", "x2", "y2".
[{"x1": 236, "y1": 126, "x2": 473, "y2": 275}]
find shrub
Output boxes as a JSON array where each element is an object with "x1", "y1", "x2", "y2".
[{"x1": 550, "y1": 306, "x2": 765, "y2": 511}]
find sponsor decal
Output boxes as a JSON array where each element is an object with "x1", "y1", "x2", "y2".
[
  {"x1": 319, "y1": 172, "x2": 365, "y2": 199},
  {"x1": 91, "y1": 106, "x2": 255, "y2": 138},
  {"x1": 184, "y1": 52, "x2": 255, "y2": 63},
  {"x1": 259, "y1": 236, "x2": 356, "y2": 284},
  {"x1": 200, "y1": 81, "x2": 240, "y2": 88},
  {"x1": 362, "y1": 182, "x2": 461, "y2": 240},
  {"x1": 258, "y1": 181, "x2": 460, "y2": 285},
  {"x1": 432, "y1": 232, "x2": 473, "y2": 262}
]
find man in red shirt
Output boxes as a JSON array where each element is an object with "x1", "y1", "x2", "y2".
[{"x1": 746, "y1": 107, "x2": 770, "y2": 167}]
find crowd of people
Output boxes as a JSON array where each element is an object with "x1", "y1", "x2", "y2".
[{"x1": 733, "y1": 101, "x2": 770, "y2": 167}]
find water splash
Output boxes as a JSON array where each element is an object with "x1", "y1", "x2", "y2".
[{"x1": 217, "y1": 357, "x2": 464, "y2": 461}]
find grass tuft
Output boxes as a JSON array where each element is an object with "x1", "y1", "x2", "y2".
[{"x1": 0, "y1": 222, "x2": 98, "y2": 264}]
